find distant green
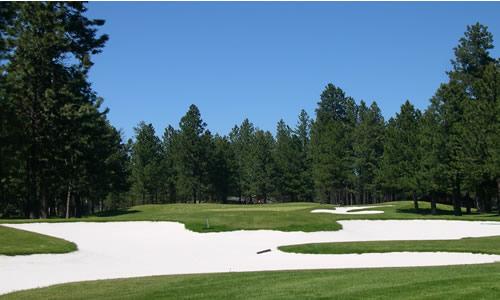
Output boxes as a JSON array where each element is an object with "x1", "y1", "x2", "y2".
[{"x1": 2, "y1": 201, "x2": 500, "y2": 234}]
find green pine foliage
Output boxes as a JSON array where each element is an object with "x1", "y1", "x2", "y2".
[
  {"x1": 0, "y1": 2, "x2": 129, "y2": 218},
  {"x1": 0, "y1": 6, "x2": 498, "y2": 217}
]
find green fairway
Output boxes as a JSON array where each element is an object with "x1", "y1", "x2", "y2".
[
  {"x1": 0, "y1": 225, "x2": 77, "y2": 256},
  {"x1": 0, "y1": 203, "x2": 343, "y2": 232},
  {"x1": 279, "y1": 235, "x2": 500, "y2": 255},
  {"x1": 3, "y1": 263, "x2": 500, "y2": 299},
  {"x1": 1, "y1": 201, "x2": 500, "y2": 234}
]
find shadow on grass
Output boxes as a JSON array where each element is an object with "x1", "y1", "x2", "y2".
[
  {"x1": 93, "y1": 209, "x2": 140, "y2": 217},
  {"x1": 484, "y1": 214, "x2": 500, "y2": 218},
  {"x1": 396, "y1": 207, "x2": 482, "y2": 216}
]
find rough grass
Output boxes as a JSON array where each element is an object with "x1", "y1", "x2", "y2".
[
  {"x1": 0, "y1": 225, "x2": 77, "y2": 256},
  {"x1": 279, "y1": 235, "x2": 500, "y2": 255},
  {"x1": 3, "y1": 263, "x2": 500, "y2": 299},
  {"x1": 1, "y1": 201, "x2": 499, "y2": 233}
]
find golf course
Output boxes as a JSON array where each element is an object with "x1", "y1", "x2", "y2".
[
  {"x1": 1, "y1": 1, "x2": 500, "y2": 299},
  {"x1": 2, "y1": 201, "x2": 500, "y2": 299}
]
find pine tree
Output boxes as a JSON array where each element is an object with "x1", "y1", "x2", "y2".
[
  {"x1": 209, "y1": 135, "x2": 237, "y2": 203},
  {"x1": 161, "y1": 125, "x2": 178, "y2": 203},
  {"x1": 130, "y1": 122, "x2": 162, "y2": 204},
  {"x1": 229, "y1": 119, "x2": 256, "y2": 202},
  {"x1": 416, "y1": 103, "x2": 446, "y2": 214},
  {"x1": 175, "y1": 105, "x2": 209, "y2": 203},
  {"x1": 378, "y1": 101, "x2": 421, "y2": 209},
  {"x1": 432, "y1": 82, "x2": 469, "y2": 215},
  {"x1": 274, "y1": 119, "x2": 302, "y2": 201},
  {"x1": 0, "y1": 2, "x2": 126, "y2": 218},
  {"x1": 432, "y1": 23, "x2": 499, "y2": 214},
  {"x1": 251, "y1": 129, "x2": 276, "y2": 203},
  {"x1": 294, "y1": 110, "x2": 314, "y2": 201},
  {"x1": 310, "y1": 84, "x2": 357, "y2": 204},
  {"x1": 353, "y1": 101, "x2": 385, "y2": 204}
]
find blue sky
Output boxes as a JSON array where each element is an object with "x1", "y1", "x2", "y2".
[{"x1": 86, "y1": 2, "x2": 500, "y2": 139}]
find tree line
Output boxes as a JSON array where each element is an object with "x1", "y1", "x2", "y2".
[
  {"x1": 127, "y1": 23, "x2": 499, "y2": 215},
  {"x1": 0, "y1": 2, "x2": 498, "y2": 218}
]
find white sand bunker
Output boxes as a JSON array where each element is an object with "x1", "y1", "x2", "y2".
[
  {"x1": 2, "y1": 219, "x2": 500, "y2": 295},
  {"x1": 312, "y1": 204, "x2": 392, "y2": 215}
]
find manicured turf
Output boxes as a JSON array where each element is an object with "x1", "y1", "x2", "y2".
[
  {"x1": 0, "y1": 225, "x2": 77, "y2": 256},
  {"x1": 1, "y1": 201, "x2": 499, "y2": 233},
  {"x1": 3, "y1": 263, "x2": 500, "y2": 299},
  {"x1": 279, "y1": 235, "x2": 500, "y2": 255},
  {"x1": 2, "y1": 202, "x2": 500, "y2": 298},
  {"x1": 1, "y1": 203, "x2": 342, "y2": 232}
]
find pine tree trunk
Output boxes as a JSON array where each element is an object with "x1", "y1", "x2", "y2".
[
  {"x1": 452, "y1": 189, "x2": 462, "y2": 216},
  {"x1": 413, "y1": 192, "x2": 419, "y2": 210},
  {"x1": 475, "y1": 195, "x2": 482, "y2": 213},
  {"x1": 465, "y1": 192, "x2": 472, "y2": 214},
  {"x1": 40, "y1": 191, "x2": 47, "y2": 219},
  {"x1": 485, "y1": 194, "x2": 492, "y2": 213},
  {"x1": 430, "y1": 196, "x2": 437, "y2": 215},
  {"x1": 65, "y1": 183, "x2": 72, "y2": 219},
  {"x1": 497, "y1": 178, "x2": 500, "y2": 215}
]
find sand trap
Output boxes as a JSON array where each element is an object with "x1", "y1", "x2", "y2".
[
  {"x1": 312, "y1": 204, "x2": 392, "y2": 215},
  {"x1": 1, "y1": 219, "x2": 500, "y2": 295}
]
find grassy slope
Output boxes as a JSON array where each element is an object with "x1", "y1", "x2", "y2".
[
  {"x1": 1, "y1": 201, "x2": 499, "y2": 233},
  {"x1": 280, "y1": 235, "x2": 500, "y2": 255},
  {"x1": 1, "y1": 203, "x2": 343, "y2": 232},
  {"x1": 3, "y1": 263, "x2": 500, "y2": 300},
  {"x1": 0, "y1": 225, "x2": 77, "y2": 256}
]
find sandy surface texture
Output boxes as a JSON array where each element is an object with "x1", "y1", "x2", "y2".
[
  {"x1": 311, "y1": 204, "x2": 392, "y2": 215},
  {"x1": 2, "y1": 219, "x2": 500, "y2": 295}
]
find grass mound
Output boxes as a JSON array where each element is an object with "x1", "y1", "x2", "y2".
[{"x1": 0, "y1": 225, "x2": 77, "y2": 256}]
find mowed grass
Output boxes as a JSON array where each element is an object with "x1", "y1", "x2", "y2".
[
  {"x1": 0, "y1": 203, "x2": 342, "y2": 232},
  {"x1": 327, "y1": 201, "x2": 500, "y2": 221},
  {"x1": 0, "y1": 225, "x2": 77, "y2": 256},
  {"x1": 3, "y1": 263, "x2": 500, "y2": 300},
  {"x1": 279, "y1": 235, "x2": 500, "y2": 255},
  {"x1": 1, "y1": 201, "x2": 500, "y2": 233},
  {"x1": 2, "y1": 202, "x2": 500, "y2": 298}
]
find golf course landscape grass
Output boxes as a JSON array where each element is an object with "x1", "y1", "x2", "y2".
[
  {"x1": 0, "y1": 202, "x2": 341, "y2": 232},
  {"x1": 1, "y1": 201, "x2": 499, "y2": 233},
  {"x1": 3, "y1": 201, "x2": 500, "y2": 299},
  {"x1": 0, "y1": 225, "x2": 77, "y2": 256},
  {"x1": 279, "y1": 235, "x2": 500, "y2": 255},
  {"x1": 2, "y1": 263, "x2": 500, "y2": 299}
]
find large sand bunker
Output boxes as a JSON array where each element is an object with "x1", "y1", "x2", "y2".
[
  {"x1": 1, "y1": 219, "x2": 500, "y2": 295},
  {"x1": 311, "y1": 204, "x2": 392, "y2": 215}
]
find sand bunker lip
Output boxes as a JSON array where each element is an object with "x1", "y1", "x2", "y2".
[
  {"x1": 1, "y1": 219, "x2": 500, "y2": 295},
  {"x1": 311, "y1": 205, "x2": 392, "y2": 215}
]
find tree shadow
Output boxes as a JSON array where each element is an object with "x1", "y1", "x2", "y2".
[
  {"x1": 93, "y1": 209, "x2": 140, "y2": 217},
  {"x1": 396, "y1": 207, "x2": 482, "y2": 216},
  {"x1": 483, "y1": 213, "x2": 500, "y2": 218}
]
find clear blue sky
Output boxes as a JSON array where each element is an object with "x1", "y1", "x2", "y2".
[{"x1": 86, "y1": 2, "x2": 500, "y2": 140}]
